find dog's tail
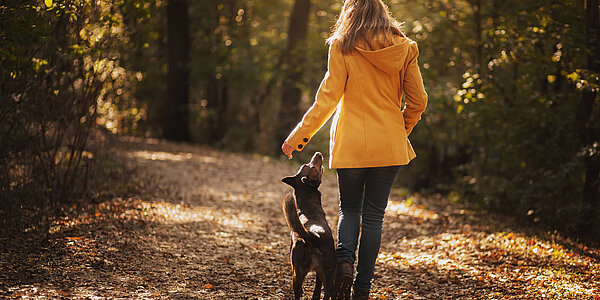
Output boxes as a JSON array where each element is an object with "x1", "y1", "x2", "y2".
[{"x1": 283, "y1": 193, "x2": 314, "y2": 243}]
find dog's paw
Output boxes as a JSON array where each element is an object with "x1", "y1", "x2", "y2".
[{"x1": 307, "y1": 224, "x2": 325, "y2": 238}]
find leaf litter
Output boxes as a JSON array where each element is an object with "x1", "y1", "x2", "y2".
[{"x1": 1, "y1": 136, "x2": 598, "y2": 299}]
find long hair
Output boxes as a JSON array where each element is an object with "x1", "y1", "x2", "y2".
[{"x1": 327, "y1": 0, "x2": 404, "y2": 54}]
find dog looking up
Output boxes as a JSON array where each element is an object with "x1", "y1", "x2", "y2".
[{"x1": 282, "y1": 152, "x2": 337, "y2": 300}]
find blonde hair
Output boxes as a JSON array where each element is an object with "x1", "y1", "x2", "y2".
[{"x1": 327, "y1": 0, "x2": 404, "y2": 54}]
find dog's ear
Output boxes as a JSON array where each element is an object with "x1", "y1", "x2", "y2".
[{"x1": 281, "y1": 176, "x2": 298, "y2": 187}]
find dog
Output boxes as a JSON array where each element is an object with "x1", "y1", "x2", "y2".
[{"x1": 282, "y1": 152, "x2": 337, "y2": 300}]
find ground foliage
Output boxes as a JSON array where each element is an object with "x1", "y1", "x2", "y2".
[{"x1": 1, "y1": 137, "x2": 599, "y2": 299}]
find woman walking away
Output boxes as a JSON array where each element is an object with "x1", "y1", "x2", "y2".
[{"x1": 281, "y1": 0, "x2": 427, "y2": 298}]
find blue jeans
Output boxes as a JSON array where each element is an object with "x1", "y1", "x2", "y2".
[{"x1": 336, "y1": 166, "x2": 400, "y2": 292}]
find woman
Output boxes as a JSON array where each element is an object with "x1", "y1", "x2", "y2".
[{"x1": 281, "y1": 0, "x2": 427, "y2": 298}]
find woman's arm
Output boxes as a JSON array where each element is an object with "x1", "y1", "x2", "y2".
[
  {"x1": 403, "y1": 42, "x2": 428, "y2": 136},
  {"x1": 282, "y1": 41, "x2": 348, "y2": 156}
]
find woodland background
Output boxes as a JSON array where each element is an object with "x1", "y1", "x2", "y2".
[{"x1": 1, "y1": 0, "x2": 599, "y2": 243}]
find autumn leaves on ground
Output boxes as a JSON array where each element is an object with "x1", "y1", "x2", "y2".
[{"x1": 1, "y1": 137, "x2": 599, "y2": 299}]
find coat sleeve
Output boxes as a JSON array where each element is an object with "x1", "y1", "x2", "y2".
[
  {"x1": 285, "y1": 41, "x2": 348, "y2": 151},
  {"x1": 402, "y1": 42, "x2": 428, "y2": 136}
]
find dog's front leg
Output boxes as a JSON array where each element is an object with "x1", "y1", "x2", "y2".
[
  {"x1": 293, "y1": 268, "x2": 307, "y2": 300},
  {"x1": 312, "y1": 275, "x2": 322, "y2": 300},
  {"x1": 321, "y1": 271, "x2": 335, "y2": 300}
]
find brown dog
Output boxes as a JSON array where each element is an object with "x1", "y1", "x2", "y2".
[{"x1": 282, "y1": 152, "x2": 337, "y2": 300}]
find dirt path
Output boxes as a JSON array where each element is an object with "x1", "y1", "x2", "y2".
[{"x1": 1, "y1": 137, "x2": 599, "y2": 299}]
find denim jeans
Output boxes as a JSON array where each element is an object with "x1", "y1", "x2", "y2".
[{"x1": 336, "y1": 166, "x2": 400, "y2": 292}]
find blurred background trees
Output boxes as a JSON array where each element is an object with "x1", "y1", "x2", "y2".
[
  {"x1": 164, "y1": 0, "x2": 191, "y2": 141},
  {"x1": 1, "y1": 0, "x2": 150, "y2": 225},
  {"x1": 1, "y1": 0, "x2": 598, "y2": 241}
]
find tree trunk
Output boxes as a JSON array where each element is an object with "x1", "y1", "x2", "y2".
[
  {"x1": 470, "y1": 0, "x2": 484, "y2": 75},
  {"x1": 275, "y1": 0, "x2": 311, "y2": 150},
  {"x1": 206, "y1": 68, "x2": 229, "y2": 144},
  {"x1": 578, "y1": 0, "x2": 600, "y2": 237},
  {"x1": 201, "y1": 0, "x2": 240, "y2": 146},
  {"x1": 164, "y1": 0, "x2": 191, "y2": 141}
]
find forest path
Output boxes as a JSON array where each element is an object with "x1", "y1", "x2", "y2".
[{"x1": 1, "y1": 137, "x2": 599, "y2": 299}]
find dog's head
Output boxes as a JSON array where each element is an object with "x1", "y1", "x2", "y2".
[{"x1": 281, "y1": 152, "x2": 324, "y2": 189}]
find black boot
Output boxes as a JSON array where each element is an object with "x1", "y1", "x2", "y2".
[{"x1": 333, "y1": 260, "x2": 353, "y2": 299}]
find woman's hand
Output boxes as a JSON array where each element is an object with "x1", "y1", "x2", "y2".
[{"x1": 281, "y1": 141, "x2": 294, "y2": 159}]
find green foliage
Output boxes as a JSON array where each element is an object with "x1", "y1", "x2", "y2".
[
  {"x1": 0, "y1": 0, "x2": 150, "y2": 214},
  {"x1": 389, "y1": 0, "x2": 599, "y2": 238},
  {"x1": 176, "y1": 0, "x2": 340, "y2": 154},
  {"x1": 455, "y1": 1, "x2": 597, "y2": 234}
]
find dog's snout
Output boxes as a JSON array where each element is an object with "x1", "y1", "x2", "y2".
[{"x1": 310, "y1": 152, "x2": 323, "y2": 166}]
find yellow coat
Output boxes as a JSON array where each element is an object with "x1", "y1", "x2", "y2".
[{"x1": 285, "y1": 35, "x2": 428, "y2": 169}]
